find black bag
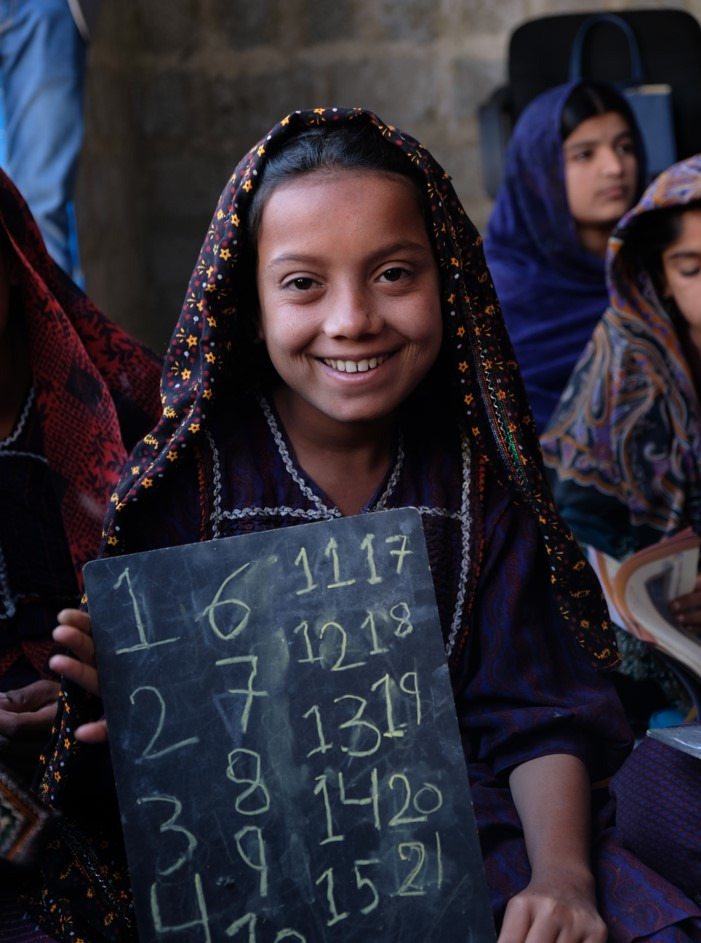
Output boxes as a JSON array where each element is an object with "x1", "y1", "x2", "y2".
[{"x1": 569, "y1": 12, "x2": 677, "y2": 178}]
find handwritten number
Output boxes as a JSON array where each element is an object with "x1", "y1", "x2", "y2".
[
  {"x1": 150, "y1": 873, "x2": 211, "y2": 941},
  {"x1": 234, "y1": 826, "x2": 269, "y2": 897},
  {"x1": 334, "y1": 694, "x2": 382, "y2": 757},
  {"x1": 313, "y1": 775, "x2": 345, "y2": 845},
  {"x1": 203, "y1": 563, "x2": 252, "y2": 640},
  {"x1": 359, "y1": 534, "x2": 383, "y2": 585},
  {"x1": 397, "y1": 843, "x2": 427, "y2": 896},
  {"x1": 226, "y1": 749, "x2": 271, "y2": 816},
  {"x1": 354, "y1": 859, "x2": 380, "y2": 914},
  {"x1": 315, "y1": 868, "x2": 350, "y2": 926},
  {"x1": 137, "y1": 795, "x2": 197, "y2": 876},
  {"x1": 385, "y1": 534, "x2": 413, "y2": 574},
  {"x1": 302, "y1": 704, "x2": 333, "y2": 757},
  {"x1": 114, "y1": 568, "x2": 180, "y2": 653},
  {"x1": 294, "y1": 547, "x2": 317, "y2": 595},
  {"x1": 360, "y1": 610, "x2": 388, "y2": 655},
  {"x1": 320, "y1": 621, "x2": 365, "y2": 671},
  {"x1": 129, "y1": 686, "x2": 199, "y2": 759},
  {"x1": 215, "y1": 655, "x2": 268, "y2": 734},
  {"x1": 325, "y1": 538, "x2": 356, "y2": 588}
]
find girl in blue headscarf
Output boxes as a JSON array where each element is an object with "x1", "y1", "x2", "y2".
[{"x1": 484, "y1": 81, "x2": 646, "y2": 433}]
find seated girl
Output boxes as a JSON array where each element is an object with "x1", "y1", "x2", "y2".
[
  {"x1": 484, "y1": 80, "x2": 645, "y2": 433},
  {"x1": 38, "y1": 109, "x2": 701, "y2": 942},
  {"x1": 542, "y1": 155, "x2": 701, "y2": 728},
  {"x1": 0, "y1": 167, "x2": 162, "y2": 938}
]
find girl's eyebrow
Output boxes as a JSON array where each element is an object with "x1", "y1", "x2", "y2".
[
  {"x1": 564, "y1": 130, "x2": 633, "y2": 152},
  {"x1": 666, "y1": 250, "x2": 701, "y2": 261},
  {"x1": 265, "y1": 240, "x2": 432, "y2": 270}
]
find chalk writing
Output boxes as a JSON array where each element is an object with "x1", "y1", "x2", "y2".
[{"x1": 85, "y1": 508, "x2": 495, "y2": 942}]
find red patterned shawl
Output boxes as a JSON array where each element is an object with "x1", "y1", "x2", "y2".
[{"x1": 0, "y1": 169, "x2": 162, "y2": 585}]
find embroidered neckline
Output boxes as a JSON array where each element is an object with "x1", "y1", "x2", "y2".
[
  {"x1": 0, "y1": 388, "x2": 35, "y2": 449},
  {"x1": 258, "y1": 393, "x2": 405, "y2": 515}
]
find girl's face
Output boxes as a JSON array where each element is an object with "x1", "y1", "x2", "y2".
[
  {"x1": 255, "y1": 168, "x2": 442, "y2": 439},
  {"x1": 661, "y1": 208, "x2": 701, "y2": 335},
  {"x1": 563, "y1": 111, "x2": 638, "y2": 236}
]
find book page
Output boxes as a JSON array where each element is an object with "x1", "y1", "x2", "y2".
[{"x1": 648, "y1": 724, "x2": 701, "y2": 760}]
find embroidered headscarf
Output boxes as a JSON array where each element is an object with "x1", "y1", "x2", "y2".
[
  {"x1": 97, "y1": 106, "x2": 617, "y2": 667},
  {"x1": 484, "y1": 81, "x2": 647, "y2": 433},
  {"x1": 0, "y1": 168, "x2": 162, "y2": 583},
  {"x1": 542, "y1": 154, "x2": 701, "y2": 557}
]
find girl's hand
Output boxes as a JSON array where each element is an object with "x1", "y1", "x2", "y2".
[
  {"x1": 0, "y1": 679, "x2": 60, "y2": 739},
  {"x1": 50, "y1": 608, "x2": 108, "y2": 744},
  {"x1": 670, "y1": 573, "x2": 701, "y2": 630},
  {"x1": 498, "y1": 867, "x2": 606, "y2": 942}
]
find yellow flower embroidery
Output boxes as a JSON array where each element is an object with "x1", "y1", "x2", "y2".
[
  {"x1": 182, "y1": 369, "x2": 191, "y2": 380},
  {"x1": 220, "y1": 248, "x2": 231, "y2": 261},
  {"x1": 187, "y1": 335, "x2": 198, "y2": 347},
  {"x1": 243, "y1": 180, "x2": 253, "y2": 192},
  {"x1": 189, "y1": 423, "x2": 200, "y2": 433},
  {"x1": 458, "y1": 361, "x2": 468, "y2": 373},
  {"x1": 142, "y1": 478, "x2": 154, "y2": 488},
  {"x1": 167, "y1": 450, "x2": 178, "y2": 461},
  {"x1": 205, "y1": 352, "x2": 216, "y2": 363}
]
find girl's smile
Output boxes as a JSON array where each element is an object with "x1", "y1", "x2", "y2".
[{"x1": 255, "y1": 168, "x2": 442, "y2": 444}]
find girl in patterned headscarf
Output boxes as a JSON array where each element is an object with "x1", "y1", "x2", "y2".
[
  {"x1": 543, "y1": 154, "x2": 701, "y2": 561},
  {"x1": 38, "y1": 109, "x2": 701, "y2": 941}
]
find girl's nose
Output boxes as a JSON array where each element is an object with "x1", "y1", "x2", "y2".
[
  {"x1": 601, "y1": 147, "x2": 625, "y2": 175},
  {"x1": 323, "y1": 285, "x2": 382, "y2": 337}
]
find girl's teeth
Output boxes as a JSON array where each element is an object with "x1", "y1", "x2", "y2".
[{"x1": 325, "y1": 355, "x2": 386, "y2": 372}]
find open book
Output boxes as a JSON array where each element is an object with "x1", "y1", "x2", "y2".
[{"x1": 587, "y1": 528, "x2": 701, "y2": 680}]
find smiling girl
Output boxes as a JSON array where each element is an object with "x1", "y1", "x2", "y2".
[{"x1": 35, "y1": 111, "x2": 701, "y2": 942}]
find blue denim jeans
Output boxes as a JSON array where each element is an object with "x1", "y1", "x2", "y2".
[{"x1": 0, "y1": 0, "x2": 86, "y2": 281}]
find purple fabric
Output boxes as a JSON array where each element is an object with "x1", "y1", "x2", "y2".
[
  {"x1": 484, "y1": 81, "x2": 646, "y2": 433},
  {"x1": 611, "y1": 728, "x2": 701, "y2": 908},
  {"x1": 122, "y1": 394, "x2": 701, "y2": 939}
]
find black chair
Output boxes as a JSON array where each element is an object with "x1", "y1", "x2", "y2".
[{"x1": 478, "y1": 9, "x2": 701, "y2": 198}]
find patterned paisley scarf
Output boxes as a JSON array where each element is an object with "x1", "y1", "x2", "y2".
[{"x1": 542, "y1": 154, "x2": 701, "y2": 556}]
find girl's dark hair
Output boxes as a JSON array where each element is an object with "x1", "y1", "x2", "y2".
[
  {"x1": 619, "y1": 199, "x2": 701, "y2": 294},
  {"x1": 560, "y1": 81, "x2": 636, "y2": 141},
  {"x1": 248, "y1": 124, "x2": 430, "y2": 246}
]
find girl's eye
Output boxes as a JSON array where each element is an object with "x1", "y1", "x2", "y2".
[
  {"x1": 283, "y1": 276, "x2": 317, "y2": 291},
  {"x1": 679, "y1": 267, "x2": 701, "y2": 278},
  {"x1": 616, "y1": 139, "x2": 636, "y2": 156},
  {"x1": 379, "y1": 266, "x2": 409, "y2": 283},
  {"x1": 569, "y1": 149, "x2": 593, "y2": 162}
]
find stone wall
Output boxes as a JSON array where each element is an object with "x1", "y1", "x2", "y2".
[{"x1": 77, "y1": 0, "x2": 701, "y2": 350}]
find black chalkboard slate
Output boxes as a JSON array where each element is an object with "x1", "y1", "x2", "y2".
[{"x1": 84, "y1": 508, "x2": 496, "y2": 943}]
